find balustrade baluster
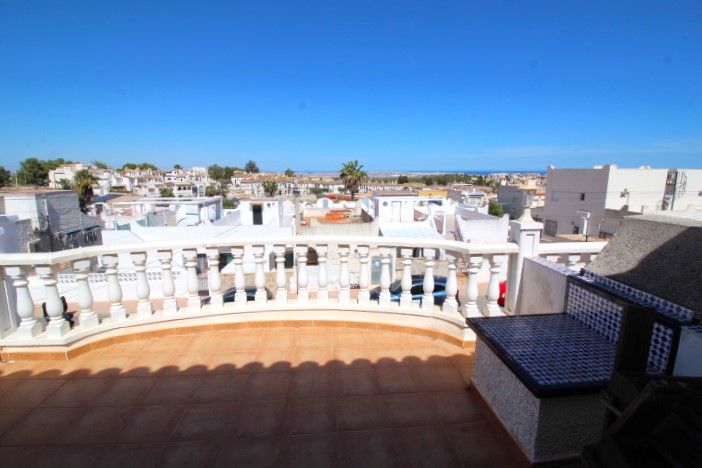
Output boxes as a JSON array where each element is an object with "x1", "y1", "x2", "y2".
[
  {"x1": 485, "y1": 254, "x2": 503, "y2": 316},
  {"x1": 274, "y1": 245, "x2": 288, "y2": 304},
  {"x1": 37, "y1": 266, "x2": 69, "y2": 338},
  {"x1": 232, "y1": 247, "x2": 246, "y2": 308},
  {"x1": 74, "y1": 259, "x2": 99, "y2": 328},
  {"x1": 357, "y1": 245, "x2": 370, "y2": 305},
  {"x1": 378, "y1": 247, "x2": 392, "y2": 307},
  {"x1": 253, "y1": 245, "x2": 267, "y2": 304},
  {"x1": 421, "y1": 249, "x2": 436, "y2": 311},
  {"x1": 6, "y1": 266, "x2": 43, "y2": 338},
  {"x1": 296, "y1": 245, "x2": 309, "y2": 304},
  {"x1": 131, "y1": 252, "x2": 153, "y2": 318},
  {"x1": 158, "y1": 250, "x2": 178, "y2": 314},
  {"x1": 442, "y1": 258, "x2": 458, "y2": 314},
  {"x1": 317, "y1": 245, "x2": 329, "y2": 304},
  {"x1": 338, "y1": 245, "x2": 351, "y2": 304},
  {"x1": 183, "y1": 249, "x2": 201, "y2": 310},
  {"x1": 206, "y1": 248, "x2": 223, "y2": 308},
  {"x1": 463, "y1": 255, "x2": 482, "y2": 318},
  {"x1": 103, "y1": 254, "x2": 127, "y2": 322},
  {"x1": 399, "y1": 248, "x2": 413, "y2": 308}
]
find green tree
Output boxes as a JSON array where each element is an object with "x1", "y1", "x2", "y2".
[
  {"x1": 488, "y1": 203, "x2": 504, "y2": 217},
  {"x1": 174, "y1": 164, "x2": 182, "y2": 170},
  {"x1": 339, "y1": 160, "x2": 367, "y2": 201},
  {"x1": 263, "y1": 181, "x2": 278, "y2": 197},
  {"x1": 58, "y1": 179, "x2": 72, "y2": 190},
  {"x1": 397, "y1": 175, "x2": 409, "y2": 184},
  {"x1": 284, "y1": 168, "x2": 295, "y2": 178},
  {"x1": 138, "y1": 162, "x2": 158, "y2": 171},
  {"x1": 205, "y1": 185, "x2": 220, "y2": 197},
  {"x1": 0, "y1": 165, "x2": 12, "y2": 187},
  {"x1": 17, "y1": 157, "x2": 49, "y2": 185},
  {"x1": 159, "y1": 187, "x2": 175, "y2": 198},
  {"x1": 92, "y1": 160, "x2": 109, "y2": 169},
  {"x1": 121, "y1": 163, "x2": 138, "y2": 170},
  {"x1": 46, "y1": 158, "x2": 74, "y2": 170},
  {"x1": 222, "y1": 198, "x2": 238, "y2": 209},
  {"x1": 245, "y1": 160, "x2": 260, "y2": 173},
  {"x1": 73, "y1": 169, "x2": 97, "y2": 213}
]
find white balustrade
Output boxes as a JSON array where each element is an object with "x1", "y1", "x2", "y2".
[
  {"x1": 74, "y1": 259, "x2": 99, "y2": 328},
  {"x1": 37, "y1": 266, "x2": 70, "y2": 338},
  {"x1": 442, "y1": 258, "x2": 458, "y2": 314},
  {"x1": 316, "y1": 245, "x2": 329, "y2": 304},
  {"x1": 253, "y1": 245, "x2": 267, "y2": 305},
  {"x1": 357, "y1": 245, "x2": 370, "y2": 305},
  {"x1": 421, "y1": 249, "x2": 435, "y2": 311},
  {"x1": 485, "y1": 255, "x2": 503, "y2": 317},
  {"x1": 5, "y1": 266, "x2": 43, "y2": 338},
  {"x1": 378, "y1": 247, "x2": 392, "y2": 307},
  {"x1": 338, "y1": 245, "x2": 351, "y2": 304},
  {"x1": 206, "y1": 248, "x2": 223, "y2": 308},
  {"x1": 103, "y1": 254, "x2": 127, "y2": 322},
  {"x1": 232, "y1": 247, "x2": 246, "y2": 308},
  {"x1": 183, "y1": 249, "x2": 201, "y2": 311},
  {"x1": 131, "y1": 252, "x2": 153, "y2": 318},
  {"x1": 399, "y1": 248, "x2": 413, "y2": 308},
  {"x1": 296, "y1": 245, "x2": 309, "y2": 304},
  {"x1": 463, "y1": 255, "x2": 483, "y2": 318},
  {"x1": 158, "y1": 250, "x2": 178, "y2": 314},
  {"x1": 274, "y1": 245, "x2": 288, "y2": 304}
]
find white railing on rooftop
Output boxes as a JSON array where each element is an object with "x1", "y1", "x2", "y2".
[{"x1": 0, "y1": 222, "x2": 606, "y2": 347}]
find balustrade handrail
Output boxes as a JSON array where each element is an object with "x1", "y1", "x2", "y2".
[
  {"x1": 537, "y1": 241, "x2": 607, "y2": 256},
  {"x1": 0, "y1": 235, "x2": 520, "y2": 267}
]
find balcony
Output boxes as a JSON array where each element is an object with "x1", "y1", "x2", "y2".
[{"x1": 0, "y1": 219, "x2": 608, "y2": 465}]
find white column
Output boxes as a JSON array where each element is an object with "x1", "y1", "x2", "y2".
[
  {"x1": 131, "y1": 252, "x2": 153, "y2": 318},
  {"x1": 507, "y1": 209, "x2": 544, "y2": 313},
  {"x1": 560, "y1": 254, "x2": 580, "y2": 271},
  {"x1": 74, "y1": 259, "x2": 99, "y2": 328},
  {"x1": 253, "y1": 245, "x2": 267, "y2": 305},
  {"x1": 103, "y1": 254, "x2": 126, "y2": 322},
  {"x1": 378, "y1": 247, "x2": 392, "y2": 307},
  {"x1": 357, "y1": 245, "x2": 370, "y2": 305},
  {"x1": 6, "y1": 266, "x2": 43, "y2": 338},
  {"x1": 207, "y1": 248, "x2": 223, "y2": 308},
  {"x1": 442, "y1": 258, "x2": 458, "y2": 314},
  {"x1": 274, "y1": 245, "x2": 288, "y2": 305},
  {"x1": 158, "y1": 250, "x2": 178, "y2": 315},
  {"x1": 317, "y1": 244, "x2": 329, "y2": 304},
  {"x1": 232, "y1": 247, "x2": 246, "y2": 308},
  {"x1": 338, "y1": 245, "x2": 351, "y2": 304},
  {"x1": 421, "y1": 249, "x2": 435, "y2": 311},
  {"x1": 296, "y1": 245, "x2": 309, "y2": 304},
  {"x1": 463, "y1": 255, "x2": 483, "y2": 318},
  {"x1": 183, "y1": 249, "x2": 201, "y2": 311},
  {"x1": 37, "y1": 266, "x2": 70, "y2": 338},
  {"x1": 485, "y1": 255, "x2": 504, "y2": 317},
  {"x1": 399, "y1": 248, "x2": 413, "y2": 308}
]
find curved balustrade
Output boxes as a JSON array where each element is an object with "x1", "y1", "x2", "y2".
[{"x1": 0, "y1": 234, "x2": 605, "y2": 349}]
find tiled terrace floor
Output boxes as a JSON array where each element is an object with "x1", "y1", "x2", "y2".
[{"x1": 0, "y1": 326, "x2": 524, "y2": 467}]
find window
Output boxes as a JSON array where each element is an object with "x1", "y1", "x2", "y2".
[{"x1": 580, "y1": 193, "x2": 585, "y2": 201}]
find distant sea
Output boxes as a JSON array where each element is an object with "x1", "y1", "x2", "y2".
[{"x1": 298, "y1": 169, "x2": 546, "y2": 177}]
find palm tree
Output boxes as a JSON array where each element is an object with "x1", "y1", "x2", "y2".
[
  {"x1": 339, "y1": 160, "x2": 367, "y2": 201},
  {"x1": 73, "y1": 169, "x2": 97, "y2": 213}
]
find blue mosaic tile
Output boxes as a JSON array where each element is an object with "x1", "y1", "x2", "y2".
[
  {"x1": 470, "y1": 315, "x2": 616, "y2": 393},
  {"x1": 581, "y1": 270, "x2": 694, "y2": 324},
  {"x1": 566, "y1": 284, "x2": 623, "y2": 343},
  {"x1": 532, "y1": 256, "x2": 578, "y2": 276},
  {"x1": 684, "y1": 325, "x2": 702, "y2": 337},
  {"x1": 647, "y1": 322, "x2": 674, "y2": 374}
]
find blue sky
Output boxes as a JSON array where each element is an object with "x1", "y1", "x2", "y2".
[{"x1": 1, "y1": 1, "x2": 701, "y2": 173}]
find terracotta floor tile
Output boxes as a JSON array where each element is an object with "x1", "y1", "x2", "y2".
[
  {"x1": 293, "y1": 348, "x2": 334, "y2": 370},
  {"x1": 334, "y1": 368, "x2": 381, "y2": 396},
  {"x1": 336, "y1": 395, "x2": 389, "y2": 431},
  {"x1": 144, "y1": 335, "x2": 193, "y2": 354},
  {"x1": 98, "y1": 339, "x2": 149, "y2": 355},
  {"x1": 0, "y1": 407, "x2": 81, "y2": 445},
  {"x1": 373, "y1": 346, "x2": 417, "y2": 367},
  {"x1": 141, "y1": 376, "x2": 204, "y2": 404},
  {"x1": 206, "y1": 352, "x2": 257, "y2": 373},
  {"x1": 165, "y1": 354, "x2": 210, "y2": 375},
  {"x1": 0, "y1": 361, "x2": 53, "y2": 379},
  {"x1": 277, "y1": 433, "x2": 338, "y2": 468},
  {"x1": 260, "y1": 332, "x2": 297, "y2": 350},
  {"x1": 85, "y1": 377, "x2": 156, "y2": 406},
  {"x1": 113, "y1": 405, "x2": 186, "y2": 443},
  {"x1": 218, "y1": 333, "x2": 263, "y2": 352},
  {"x1": 288, "y1": 370, "x2": 334, "y2": 399},
  {"x1": 215, "y1": 437, "x2": 280, "y2": 467},
  {"x1": 170, "y1": 403, "x2": 239, "y2": 440},
  {"x1": 156, "y1": 440, "x2": 221, "y2": 467},
  {"x1": 332, "y1": 348, "x2": 374, "y2": 369},
  {"x1": 43, "y1": 378, "x2": 111, "y2": 407},
  {"x1": 253, "y1": 349, "x2": 294, "y2": 372},
  {"x1": 191, "y1": 373, "x2": 250, "y2": 403},
  {"x1": 332, "y1": 331, "x2": 368, "y2": 347},
  {"x1": 234, "y1": 399, "x2": 287, "y2": 437},
  {"x1": 0, "y1": 408, "x2": 31, "y2": 438},
  {"x1": 376, "y1": 366, "x2": 424, "y2": 393},
  {"x1": 417, "y1": 365, "x2": 469, "y2": 391},
  {"x1": 445, "y1": 421, "x2": 522, "y2": 466},
  {"x1": 95, "y1": 443, "x2": 167, "y2": 468},
  {"x1": 242, "y1": 372, "x2": 291, "y2": 400},
  {"x1": 61, "y1": 406, "x2": 136, "y2": 444},
  {"x1": 296, "y1": 333, "x2": 334, "y2": 350},
  {"x1": 339, "y1": 429, "x2": 399, "y2": 468},
  {"x1": 385, "y1": 393, "x2": 440, "y2": 427},
  {"x1": 27, "y1": 445, "x2": 105, "y2": 468},
  {"x1": 0, "y1": 447, "x2": 43, "y2": 467},
  {"x1": 283, "y1": 397, "x2": 336, "y2": 435},
  {"x1": 392, "y1": 425, "x2": 461, "y2": 467},
  {"x1": 366, "y1": 331, "x2": 405, "y2": 348},
  {"x1": 0, "y1": 378, "x2": 66, "y2": 408},
  {"x1": 185, "y1": 335, "x2": 227, "y2": 354},
  {"x1": 430, "y1": 389, "x2": 489, "y2": 424}
]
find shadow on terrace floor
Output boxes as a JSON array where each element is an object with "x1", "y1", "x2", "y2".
[{"x1": 0, "y1": 327, "x2": 525, "y2": 467}]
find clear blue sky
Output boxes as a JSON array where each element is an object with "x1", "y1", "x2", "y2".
[{"x1": 1, "y1": 0, "x2": 701, "y2": 172}]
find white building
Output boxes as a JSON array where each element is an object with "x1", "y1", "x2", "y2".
[{"x1": 535, "y1": 165, "x2": 702, "y2": 237}]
